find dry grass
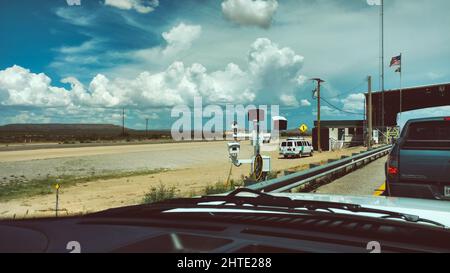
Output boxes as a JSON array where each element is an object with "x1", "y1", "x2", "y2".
[{"x1": 0, "y1": 169, "x2": 168, "y2": 202}]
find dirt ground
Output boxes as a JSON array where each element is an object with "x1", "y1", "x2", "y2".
[{"x1": 0, "y1": 140, "x2": 367, "y2": 219}]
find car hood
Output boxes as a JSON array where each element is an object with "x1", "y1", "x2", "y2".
[{"x1": 273, "y1": 193, "x2": 450, "y2": 228}]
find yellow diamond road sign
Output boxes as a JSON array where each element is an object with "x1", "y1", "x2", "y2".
[{"x1": 299, "y1": 124, "x2": 308, "y2": 134}]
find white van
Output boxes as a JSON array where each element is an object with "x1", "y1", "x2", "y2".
[{"x1": 280, "y1": 138, "x2": 314, "y2": 158}]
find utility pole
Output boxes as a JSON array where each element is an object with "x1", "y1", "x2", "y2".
[
  {"x1": 312, "y1": 78, "x2": 325, "y2": 153},
  {"x1": 368, "y1": 76, "x2": 373, "y2": 151}
]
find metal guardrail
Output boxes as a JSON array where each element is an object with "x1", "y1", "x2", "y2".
[{"x1": 248, "y1": 145, "x2": 392, "y2": 193}]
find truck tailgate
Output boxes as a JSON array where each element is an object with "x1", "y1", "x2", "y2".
[{"x1": 400, "y1": 149, "x2": 450, "y2": 183}]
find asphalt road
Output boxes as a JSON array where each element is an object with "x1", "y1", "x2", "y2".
[
  {"x1": 314, "y1": 155, "x2": 388, "y2": 196},
  {"x1": 0, "y1": 141, "x2": 253, "y2": 184},
  {"x1": 0, "y1": 138, "x2": 367, "y2": 187}
]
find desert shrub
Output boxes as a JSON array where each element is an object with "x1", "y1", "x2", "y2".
[
  {"x1": 204, "y1": 179, "x2": 243, "y2": 195},
  {"x1": 142, "y1": 183, "x2": 177, "y2": 204},
  {"x1": 266, "y1": 171, "x2": 280, "y2": 180}
]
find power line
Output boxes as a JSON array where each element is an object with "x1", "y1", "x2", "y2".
[
  {"x1": 320, "y1": 97, "x2": 364, "y2": 116},
  {"x1": 320, "y1": 80, "x2": 367, "y2": 100}
]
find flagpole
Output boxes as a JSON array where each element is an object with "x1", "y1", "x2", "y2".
[
  {"x1": 399, "y1": 53, "x2": 403, "y2": 119},
  {"x1": 381, "y1": 0, "x2": 385, "y2": 134}
]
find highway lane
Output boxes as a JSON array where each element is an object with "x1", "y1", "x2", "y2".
[{"x1": 314, "y1": 155, "x2": 388, "y2": 196}]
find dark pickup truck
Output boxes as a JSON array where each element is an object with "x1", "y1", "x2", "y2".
[{"x1": 386, "y1": 117, "x2": 450, "y2": 200}]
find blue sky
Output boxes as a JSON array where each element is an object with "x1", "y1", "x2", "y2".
[{"x1": 0, "y1": 0, "x2": 449, "y2": 130}]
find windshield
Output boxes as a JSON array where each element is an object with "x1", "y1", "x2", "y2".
[{"x1": 1, "y1": 0, "x2": 450, "y2": 254}]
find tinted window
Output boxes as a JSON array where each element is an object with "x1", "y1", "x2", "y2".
[
  {"x1": 281, "y1": 142, "x2": 287, "y2": 147},
  {"x1": 297, "y1": 141, "x2": 302, "y2": 146},
  {"x1": 287, "y1": 142, "x2": 293, "y2": 147},
  {"x1": 407, "y1": 121, "x2": 450, "y2": 140}
]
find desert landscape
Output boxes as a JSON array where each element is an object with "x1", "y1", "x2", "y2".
[{"x1": 0, "y1": 138, "x2": 366, "y2": 219}]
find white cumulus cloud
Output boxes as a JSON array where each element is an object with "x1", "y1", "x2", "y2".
[
  {"x1": 341, "y1": 93, "x2": 365, "y2": 113},
  {"x1": 247, "y1": 38, "x2": 305, "y2": 106},
  {"x1": 104, "y1": 0, "x2": 159, "y2": 14},
  {"x1": 162, "y1": 23, "x2": 202, "y2": 56},
  {"x1": 0, "y1": 66, "x2": 71, "y2": 107},
  {"x1": 6, "y1": 111, "x2": 52, "y2": 124},
  {"x1": 320, "y1": 106, "x2": 343, "y2": 117},
  {"x1": 0, "y1": 38, "x2": 307, "y2": 112},
  {"x1": 301, "y1": 99, "x2": 311, "y2": 107},
  {"x1": 221, "y1": 0, "x2": 278, "y2": 29}
]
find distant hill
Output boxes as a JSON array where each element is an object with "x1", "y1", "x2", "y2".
[
  {"x1": 0, "y1": 123, "x2": 130, "y2": 133},
  {"x1": 0, "y1": 124, "x2": 171, "y2": 143},
  {"x1": 0, "y1": 123, "x2": 307, "y2": 143}
]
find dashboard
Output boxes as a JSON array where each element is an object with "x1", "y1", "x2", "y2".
[{"x1": 1, "y1": 209, "x2": 450, "y2": 253}]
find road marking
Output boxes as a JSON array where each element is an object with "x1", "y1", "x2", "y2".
[{"x1": 373, "y1": 182, "x2": 386, "y2": 196}]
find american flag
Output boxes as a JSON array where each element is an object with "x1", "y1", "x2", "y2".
[{"x1": 390, "y1": 55, "x2": 401, "y2": 67}]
